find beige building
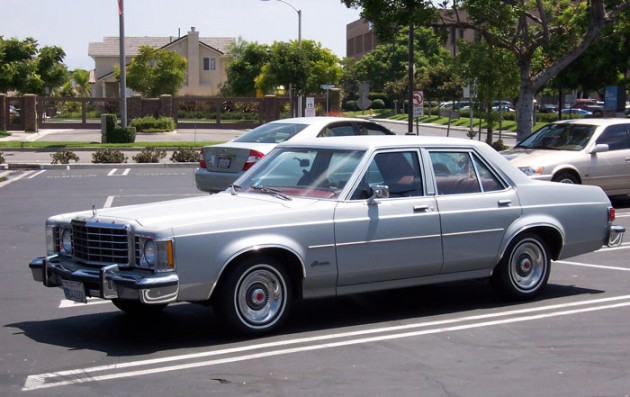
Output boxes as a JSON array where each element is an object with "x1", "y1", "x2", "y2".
[
  {"x1": 346, "y1": 16, "x2": 476, "y2": 60},
  {"x1": 89, "y1": 27, "x2": 234, "y2": 97}
]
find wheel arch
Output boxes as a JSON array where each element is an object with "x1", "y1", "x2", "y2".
[
  {"x1": 551, "y1": 167, "x2": 582, "y2": 184},
  {"x1": 499, "y1": 222, "x2": 564, "y2": 265},
  {"x1": 213, "y1": 245, "x2": 306, "y2": 302}
]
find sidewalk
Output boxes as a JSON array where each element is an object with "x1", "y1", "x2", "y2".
[
  {"x1": 0, "y1": 128, "x2": 244, "y2": 170},
  {"x1": 0, "y1": 121, "x2": 516, "y2": 170}
]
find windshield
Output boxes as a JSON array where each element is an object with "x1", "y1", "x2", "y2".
[
  {"x1": 517, "y1": 123, "x2": 596, "y2": 151},
  {"x1": 233, "y1": 122, "x2": 308, "y2": 144},
  {"x1": 235, "y1": 147, "x2": 365, "y2": 199}
]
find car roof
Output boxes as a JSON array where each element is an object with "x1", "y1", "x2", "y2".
[
  {"x1": 549, "y1": 118, "x2": 629, "y2": 127},
  {"x1": 268, "y1": 116, "x2": 381, "y2": 126},
  {"x1": 276, "y1": 134, "x2": 486, "y2": 151}
]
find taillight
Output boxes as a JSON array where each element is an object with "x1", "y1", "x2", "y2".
[
  {"x1": 243, "y1": 150, "x2": 264, "y2": 171},
  {"x1": 199, "y1": 148, "x2": 206, "y2": 169},
  {"x1": 609, "y1": 207, "x2": 616, "y2": 222}
]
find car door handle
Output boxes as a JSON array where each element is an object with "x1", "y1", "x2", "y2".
[
  {"x1": 498, "y1": 199, "x2": 512, "y2": 206},
  {"x1": 413, "y1": 205, "x2": 431, "y2": 212}
]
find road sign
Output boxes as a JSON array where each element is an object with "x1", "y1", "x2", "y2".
[
  {"x1": 306, "y1": 97, "x2": 315, "y2": 109},
  {"x1": 320, "y1": 84, "x2": 335, "y2": 90},
  {"x1": 413, "y1": 90, "x2": 424, "y2": 117}
]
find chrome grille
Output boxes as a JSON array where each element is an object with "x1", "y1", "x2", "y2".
[{"x1": 71, "y1": 221, "x2": 130, "y2": 265}]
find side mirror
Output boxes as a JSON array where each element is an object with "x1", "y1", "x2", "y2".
[
  {"x1": 367, "y1": 185, "x2": 390, "y2": 205},
  {"x1": 589, "y1": 144, "x2": 609, "y2": 154}
]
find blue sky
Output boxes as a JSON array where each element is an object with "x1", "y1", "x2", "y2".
[{"x1": 1, "y1": 0, "x2": 362, "y2": 70}]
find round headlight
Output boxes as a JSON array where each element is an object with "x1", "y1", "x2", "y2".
[
  {"x1": 61, "y1": 228, "x2": 72, "y2": 254},
  {"x1": 143, "y1": 240, "x2": 156, "y2": 266}
]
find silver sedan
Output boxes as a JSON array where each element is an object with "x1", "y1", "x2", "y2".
[
  {"x1": 194, "y1": 117, "x2": 395, "y2": 192},
  {"x1": 502, "y1": 118, "x2": 630, "y2": 196},
  {"x1": 30, "y1": 136, "x2": 625, "y2": 335}
]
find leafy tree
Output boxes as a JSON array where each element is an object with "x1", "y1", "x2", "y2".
[
  {"x1": 255, "y1": 39, "x2": 342, "y2": 96},
  {"x1": 456, "y1": 40, "x2": 519, "y2": 143},
  {"x1": 343, "y1": 0, "x2": 630, "y2": 141},
  {"x1": 223, "y1": 38, "x2": 270, "y2": 96},
  {"x1": 71, "y1": 69, "x2": 92, "y2": 97},
  {"x1": 0, "y1": 36, "x2": 68, "y2": 95},
  {"x1": 123, "y1": 46, "x2": 187, "y2": 97}
]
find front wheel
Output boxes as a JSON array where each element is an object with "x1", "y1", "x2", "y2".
[
  {"x1": 215, "y1": 257, "x2": 291, "y2": 335},
  {"x1": 491, "y1": 233, "x2": 551, "y2": 300},
  {"x1": 552, "y1": 172, "x2": 579, "y2": 184}
]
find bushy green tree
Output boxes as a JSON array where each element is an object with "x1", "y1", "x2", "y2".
[
  {"x1": 223, "y1": 38, "x2": 270, "y2": 96},
  {"x1": 123, "y1": 46, "x2": 186, "y2": 97},
  {"x1": 0, "y1": 36, "x2": 68, "y2": 95},
  {"x1": 343, "y1": 0, "x2": 630, "y2": 140}
]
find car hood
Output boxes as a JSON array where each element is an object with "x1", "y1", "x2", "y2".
[
  {"x1": 50, "y1": 192, "x2": 327, "y2": 234},
  {"x1": 501, "y1": 147, "x2": 583, "y2": 167}
]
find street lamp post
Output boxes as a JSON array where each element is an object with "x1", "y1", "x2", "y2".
[{"x1": 261, "y1": 0, "x2": 302, "y2": 117}]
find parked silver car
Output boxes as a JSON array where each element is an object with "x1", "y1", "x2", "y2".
[
  {"x1": 194, "y1": 117, "x2": 395, "y2": 192},
  {"x1": 502, "y1": 119, "x2": 630, "y2": 196},
  {"x1": 29, "y1": 136, "x2": 624, "y2": 335}
]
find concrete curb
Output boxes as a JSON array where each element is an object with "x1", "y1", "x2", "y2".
[{"x1": 6, "y1": 162, "x2": 198, "y2": 170}]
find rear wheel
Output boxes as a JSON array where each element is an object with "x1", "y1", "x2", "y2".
[
  {"x1": 215, "y1": 257, "x2": 291, "y2": 335},
  {"x1": 491, "y1": 233, "x2": 551, "y2": 300}
]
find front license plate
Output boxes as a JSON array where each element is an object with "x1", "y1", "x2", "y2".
[
  {"x1": 217, "y1": 157, "x2": 231, "y2": 169},
  {"x1": 62, "y1": 280, "x2": 87, "y2": 303}
]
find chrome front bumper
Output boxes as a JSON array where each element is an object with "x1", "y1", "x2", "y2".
[
  {"x1": 608, "y1": 225, "x2": 625, "y2": 247},
  {"x1": 29, "y1": 255, "x2": 179, "y2": 304}
]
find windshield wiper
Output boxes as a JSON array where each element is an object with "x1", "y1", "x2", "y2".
[{"x1": 250, "y1": 185, "x2": 292, "y2": 201}]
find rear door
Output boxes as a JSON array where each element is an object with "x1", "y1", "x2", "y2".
[{"x1": 428, "y1": 150, "x2": 522, "y2": 273}]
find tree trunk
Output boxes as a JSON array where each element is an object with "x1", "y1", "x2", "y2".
[{"x1": 515, "y1": 59, "x2": 535, "y2": 143}]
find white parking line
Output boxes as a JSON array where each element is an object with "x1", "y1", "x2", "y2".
[
  {"x1": 59, "y1": 298, "x2": 110, "y2": 308},
  {"x1": 107, "y1": 168, "x2": 131, "y2": 176},
  {"x1": 0, "y1": 170, "x2": 34, "y2": 188},
  {"x1": 103, "y1": 195, "x2": 115, "y2": 208},
  {"x1": 28, "y1": 170, "x2": 46, "y2": 179},
  {"x1": 556, "y1": 260, "x2": 630, "y2": 272},
  {"x1": 23, "y1": 294, "x2": 630, "y2": 391}
]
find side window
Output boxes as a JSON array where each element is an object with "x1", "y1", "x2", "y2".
[
  {"x1": 429, "y1": 151, "x2": 502, "y2": 195},
  {"x1": 596, "y1": 125, "x2": 630, "y2": 151},
  {"x1": 320, "y1": 123, "x2": 355, "y2": 137},
  {"x1": 351, "y1": 151, "x2": 423, "y2": 199},
  {"x1": 358, "y1": 123, "x2": 392, "y2": 135}
]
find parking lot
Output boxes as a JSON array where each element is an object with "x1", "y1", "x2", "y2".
[{"x1": 1, "y1": 166, "x2": 629, "y2": 397}]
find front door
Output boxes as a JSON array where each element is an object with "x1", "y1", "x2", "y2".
[{"x1": 334, "y1": 150, "x2": 443, "y2": 291}]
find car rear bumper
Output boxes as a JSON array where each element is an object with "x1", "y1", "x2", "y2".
[
  {"x1": 194, "y1": 167, "x2": 242, "y2": 193},
  {"x1": 29, "y1": 255, "x2": 179, "y2": 304},
  {"x1": 608, "y1": 225, "x2": 625, "y2": 247}
]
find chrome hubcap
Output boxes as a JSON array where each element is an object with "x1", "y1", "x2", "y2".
[
  {"x1": 510, "y1": 240, "x2": 547, "y2": 291},
  {"x1": 236, "y1": 266, "x2": 285, "y2": 327}
]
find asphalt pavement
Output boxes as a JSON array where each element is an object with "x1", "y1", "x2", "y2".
[{"x1": 0, "y1": 120, "x2": 512, "y2": 170}]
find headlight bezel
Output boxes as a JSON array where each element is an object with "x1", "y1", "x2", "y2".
[
  {"x1": 518, "y1": 166, "x2": 544, "y2": 177},
  {"x1": 137, "y1": 236, "x2": 174, "y2": 271}
]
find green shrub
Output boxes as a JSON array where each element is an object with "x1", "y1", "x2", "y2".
[
  {"x1": 371, "y1": 99, "x2": 385, "y2": 109},
  {"x1": 50, "y1": 150, "x2": 80, "y2": 164},
  {"x1": 130, "y1": 116, "x2": 175, "y2": 132},
  {"x1": 103, "y1": 114, "x2": 136, "y2": 143},
  {"x1": 492, "y1": 140, "x2": 508, "y2": 151},
  {"x1": 170, "y1": 147, "x2": 199, "y2": 163},
  {"x1": 133, "y1": 147, "x2": 167, "y2": 163},
  {"x1": 92, "y1": 148, "x2": 127, "y2": 163}
]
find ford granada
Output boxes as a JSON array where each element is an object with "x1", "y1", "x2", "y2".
[{"x1": 29, "y1": 136, "x2": 625, "y2": 335}]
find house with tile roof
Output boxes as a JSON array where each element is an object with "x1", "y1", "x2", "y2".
[{"x1": 88, "y1": 27, "x2": 234, "y2": 97}]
